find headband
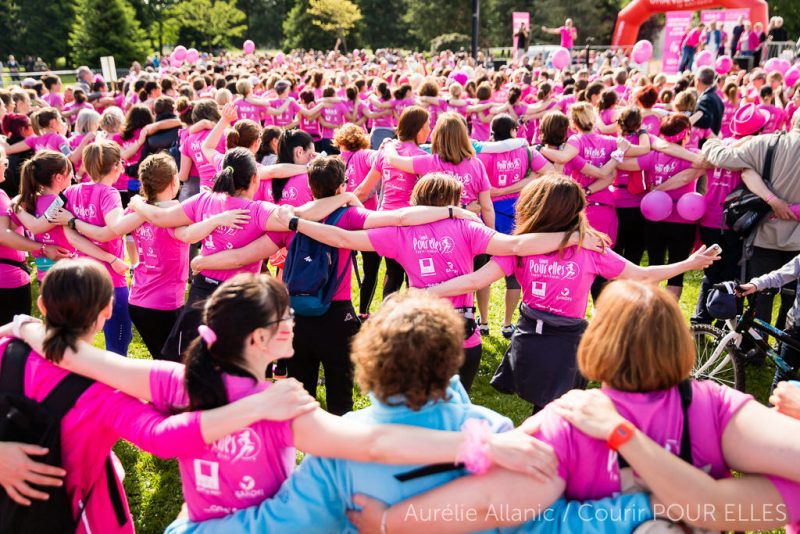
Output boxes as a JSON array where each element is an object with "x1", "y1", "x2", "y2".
[{"x1": 661, "y1": 129, "x2": 688, "y2": 144}]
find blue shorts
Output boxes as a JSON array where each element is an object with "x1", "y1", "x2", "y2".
[{"x1": 493, "y1": 197, "x2": 517, "y2": 235}]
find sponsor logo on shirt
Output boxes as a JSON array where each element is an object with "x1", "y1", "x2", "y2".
[
  {"x1": 531, "y1": 281, "x2": 546, "y2": 298},
  {"x1": 419, "y1": 257, "x2": 436, "y2": 276},
  {"x1": 496, "y1": 158, "x2": 522, "y2": 173},
  {"x1": 194, "y1": 459, "x2": 221, "y2": 494},
  {"x1": 212, "y1": 428, "x2": 262, "y2": 463},
  {"x1": 527, "y1": 259, "x2": 579, "y2": 280},
  {"x1": 235, "y1": 475, "x2": 265, "y2": 500},
  {"x1": 281, "y1": 187, "x2": 298, "y2": 201},
  {"x1": 583, "y1": 147, "x2": 607, "y2": 161},
  {"x1": 556, "y1": 287, "x2": 572, "y2": 302},
  {"x1": 70, "y1": 203, "x2": 98, "y2": 220}
]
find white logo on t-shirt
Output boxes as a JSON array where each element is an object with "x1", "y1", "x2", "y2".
[
  {"x1": 235, "y1": 474, "x2": 265, "y2": 500},
  {"x1": 194, "y1": 459, "x2": 220, "y2": 493},
  {"x1": 212, "y1": 428, "x2": 262, "y2": 463},
  {"x1": 531, "y1": 281, "x2": 546, "y2": 298},
  {"x1": 419, "y1": 258, "x2": 436, "y2": 276}
]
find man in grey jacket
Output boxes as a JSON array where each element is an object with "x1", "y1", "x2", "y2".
[{"x1": 703, "y1": 112, "x2": 800, "y2": 327}]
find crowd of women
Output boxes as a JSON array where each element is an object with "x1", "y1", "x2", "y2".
[{"x1": 0, "y1": 42, "x2": 799, "y2": 532}]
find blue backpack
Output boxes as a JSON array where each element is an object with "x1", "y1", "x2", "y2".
[{"x1": 283, "y1": 207, "x2": 357, "y2": 317}]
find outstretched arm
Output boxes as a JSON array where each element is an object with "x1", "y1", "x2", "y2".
[
  {"x1": 619, "y1": 245, "x2": 718, "y2": 283},
  {"x1": 190, "y1": 234, "x2": 280, "y2": 273},
  {"x1": 653, "y1": 168, "x2": 703, "y2": 192},
  {"x1": 429, "y1": 261, "x2": 506, "y2": 298},
  {"x1": 129, "y1": 196, "x2": 193, "y2": 227},
  {"x1": 294, "y1": 218, "x2": 374, "y2": 251}
]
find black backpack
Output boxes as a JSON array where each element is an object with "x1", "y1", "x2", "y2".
[{"x1": 0, "y1": 340, "x2": 93, "y2": 533}]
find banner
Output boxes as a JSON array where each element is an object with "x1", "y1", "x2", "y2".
[
  {"x1": 700, "y1": 8, "x2": 749, "y2": 55},
  {"x1": 662, "y1": 11, "x2": 693, "y2": 75},
  {"x1": 512, "y1": 12, "x2": 531, "y2": 59}
]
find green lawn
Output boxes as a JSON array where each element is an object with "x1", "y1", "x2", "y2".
[{"x1": 30, "y1": 259, "x2": 780, "y2": 533}]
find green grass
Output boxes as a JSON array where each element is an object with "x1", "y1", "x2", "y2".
[{"x1": 29, "y1": 258, "x2": 780, "y2": 533}]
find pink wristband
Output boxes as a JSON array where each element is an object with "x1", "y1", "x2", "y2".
[{"x1": 455, "y1": 418, "x2": 492, "y2": 475}]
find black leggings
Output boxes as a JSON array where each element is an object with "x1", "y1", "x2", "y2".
[
  {"x1": 129, "y1": 304, "x2": 182, "y2": 361},
  {"x1": 614, "y1": 207, "x2": 647, "y2": 265},
  {"x1": 646, "y1": 221, "x2": 696, "y2": 287},
  {"x1": 359, "y1": 251, "x2": 382, "y2": 315},
  {"x1": 383, "y1": 258, "x2": 406, "y2": 298},
  {"x1": 0, "y1": 283, "x2": 31, "y2": 326},
  {"x1": 289, "y1": 301, "x2": 361, "y2": 415},
  {"x1": 459, "y1": 345, "x2": 482, "y2": 393},
  {"x1": 162, "y1": 276, "x2": 220, "y2": 361}
]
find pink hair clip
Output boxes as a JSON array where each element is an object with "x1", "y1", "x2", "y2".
[
  {"x1": 455, "y1": 418, "x2": 492, "y2": 475},
  {"x1": 197, "y1": 325, "x2": 217, "y2": 348}
]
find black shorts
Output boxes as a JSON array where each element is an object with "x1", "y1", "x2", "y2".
[{"x1": 473, "y1": 254, "x2": 490, "y2": 271}]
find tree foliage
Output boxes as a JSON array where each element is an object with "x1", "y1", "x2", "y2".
[
  {"x1": 167, "y1": 0, "x2": 247, "y2": 51},
  {"x1": 355, "y1": 0, "x2": 413, "y2": 49},
  {"x1": 70, "y1": 0, "x2": 148, "y2": 67},
  {"x1": 282, "y1": 0, "x2": 339, "y2": 50},
  {"x1": 308, "y1": 0, "x2": 362, "y2": 40}
]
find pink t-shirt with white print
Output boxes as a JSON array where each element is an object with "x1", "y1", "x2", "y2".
[
  {"x1": 320, "y1": 102, "x2": 348, "y2": 138},
  {"x1": 233, "y1": 98, "x2": 267, "y2": 123},
  {"x1": 637, "y1": 150, "x2": 698, "y2": 224},
  {"x1": 181, "y1": 191, "x2": 275, "y2": 281},
  {"x1": 24, "y1": 132, "x2": 69, "y2": 154},
  {"x1": 0, "y1": 190, "x2": 29, "y2": 289},
  {"x1": 374, "y1": 141, "x2": 427, "y2": 211},
  {"x1": 470, "y1": 101, "x2": 492, "y2": 141},
  {"x1": 411, "y1": 154, "x2": 491, "y2": 206},
  {"x1": 255, "y1": 174, "x2": 314, "y2": 207},
  {"x1": 270, "y1": 98, "x2": 302, "y2": 128},
  {"x1": 567, "y1": 132, "x2": 617, "y2": 207},
  {"x1": 478, "y1": 146, "x2": 549, "y2": 201},
  {"x1": 368, "y1": 219, "x2": 495, "y2": 348},
  {"x1": 181, "y1": 129, "x2": 227, "y2": 189},
  {"x1": 493, "y1": 247, "x2": 626, "y2": 319},
  {"x1": 702, "y1": 164, "x2": 742, "y2": 229},
  {"x1": 148, "y1": 360, "x2": 294, "y2": 521},
  {"x1": 64, "y1": 182, "x2": 126, "y2": 287},
  {"x1": 342, "y1": 149, "x2": 378, "y2": 210}
]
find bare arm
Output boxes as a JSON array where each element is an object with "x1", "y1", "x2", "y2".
[
  {"x1": 619, "y1": 246, "x2": 718, "y2": 283},
  {"x1": 477, "y1": 138, "x2": 527, "y2": 154},
  {"x1": 653, "y1": 168, "x2": 704, "y2": 192},
  {"x1": 190, "y1": 233, "x2": 280, "y2": 273},
  {"x1": 486, "y1": 231, "x2": 572, "y2": 256},
  {"x1": 173, "y1": 209, "x2": 251, "y2": 244},
  {"x1": 353, "y1": 166, "x2": 382, "y2": 202},
  {"x1": 178, "y1": 153, "x2": 193, "y2": 183},
  {"x1": 429, "y1": 261, "x2": 507, "y2": 298},
  {"x1": 129, "y1": 197, "x2": 192, "y2": 227},
  {"x1": 382, "y1": 142, "x2": 416, "y2": 173},
  {"x1": 201, "y1": 104, "x2": 236, "y2": 164},
  {"x1": 294, "y1": 218, "x2": 374, "y2": 251},
  {"x1": 541, "y1": 144, "x2": 579, "y2": 164},
  {"x1": 654, "y1": 139, "x2": 706, "y2": 167},
  {"x1": 289, "y1": 193, "x2": 361, "y2": 227},
  {"x1": 623, "y1": 132, "x2": 651, "y2": 157},
  {"x1": 362, "y1": 205, "x2": 479, "y2": 229},
  {"x1": 491, "y1": 175, "x2": 536, "y2": 198},
  {"x1": 10, "y1": 208, "x2": 57, "y2": 234},
  {"x1": 257, "y1": 163, "x2": 308, "y2": 180},
  {"x1": 478, "y1": 190, "x2": 495, "y2": 230}
]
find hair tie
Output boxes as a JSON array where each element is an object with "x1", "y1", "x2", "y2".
[
  {"x1": 224, "y1": 166, "x2": 234, "y2": 174},
  {"x1": 661, "y1": 129, "x2": 688, "y2": 144},
  {"x1": 198, "y1": 325, "x2": 217, "y2": 348}
]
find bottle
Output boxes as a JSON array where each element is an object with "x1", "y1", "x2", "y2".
[{"x1": 272, "y1": 360, "x2": 288, "y2": 380}]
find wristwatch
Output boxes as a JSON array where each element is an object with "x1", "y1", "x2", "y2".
[
  {"x1": 68, "y1": 217, "x2": 77, "y2": 230},
  {"x1": 607, "y1": 420, "x2": 636, "y2": 451},
  {"x1": 288, "y1": 216, "x2": 299, "y2": 232},
  {"x1": 448, "y1": 206, "x2": 454, "y2": 219}
]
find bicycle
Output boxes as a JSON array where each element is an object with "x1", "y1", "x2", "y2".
[{"x1": 690, "y1": 285, "x2": 799, "y2": 392}]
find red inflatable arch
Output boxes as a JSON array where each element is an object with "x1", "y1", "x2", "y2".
[{"x1": 612, "y1": 0, "x2": 769, "y2": 46}]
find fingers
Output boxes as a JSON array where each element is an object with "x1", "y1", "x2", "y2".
[
  {"x1": 14, "y1": 480, "x2": 50, "y2": 502},
  {"x1": 17, "y1": 444, "x2": 49, "y2": 457},
  {"x1": 21, "y1": 471, "x2": 64, "y2": 487},
  {"x1": 3, "y1": 484, "x2": 32, "y2": 506}
]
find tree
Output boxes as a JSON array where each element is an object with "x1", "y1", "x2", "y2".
[
  {"x1": 0, "y1": 0, "x2": 19, "y2": 62},
  {"x1": 70, "y1": 0, "x2": 149, "y2": 67},
  {"x1": 403, "y1": 0, "x2": 471, "y2": 48},
  {"x1": 282, "y1": 0, "x2": 338, "y2": 51},
  {"x1": 356, "y1": 0, "x2": 413, "y2": 50},
  {"x1": 308, "y1": 0, "x2": 362, "y2": 51},
  {"x1": 166, "y1": 0, "x2": 246, "y2": 52},
  {"x1": 239, "y1": 0, "x2": 293, "y2": 49},
  {"x1": 16, "y1": 0, "x2": 76, "y2": 65}
]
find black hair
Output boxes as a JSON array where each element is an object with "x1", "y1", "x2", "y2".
[
  {"x1": 274, "y1": 129, "x2": 313, "y2": 201},
  {"x1": 212, "y1": 147, "x2": 258, "y2": 195},
  {"x1": 490, "y1": 114, "x2": 518, "y2": 141}
]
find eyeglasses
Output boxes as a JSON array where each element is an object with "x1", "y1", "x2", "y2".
[{"x1": 266, "y1": 308, "x2": 295, "y2": 326}]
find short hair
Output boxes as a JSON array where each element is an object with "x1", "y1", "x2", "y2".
[
  {"x1": 307, "y1": 156, "x2": 346, "y2": 198},
  {"x1": 578, "y1": 280, "x2": 695, "y2": 391},
  {"x1": 351, "y1": 290, "x2": 464, "y2": 410},
  {"x1": 139, "y1": 153, "x2": 178, "y2": 202},
  {"x1": 333, "y1": 122, "x2": 369, "y2": 152},
  {"x1": 697, "y1": 67, "x2": 716, "y2": 87}
]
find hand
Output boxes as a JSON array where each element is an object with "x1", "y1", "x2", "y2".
[
  {"x1": 211, "y1": 209, "x2": 251, "y2": 230},
  {"x1": 138, "y1": 127, "x2": 150, "y2": 142},
  {"x1": 770, "y1": 381, "x2": 800, "y2": 420},
  {"x1": 258, "y1": 378, "x2": 319, "y2": 420},
  {"x1": 128, "y1": 195, "x2": 145, "y2": 210},
  {"x1": 221, "y1": 102, "x2": 238, "y2": 123},
  {"x1": 190, "y1": 254, "x2": 207, "y2": 276},
  {"x1": 346, "y1": 494, "x2": 388, "y2": 534},
  {"x1": 616, "y1": 137, "x2": 631, "y2": 152},
  {"x1": 487, "y1": 420, "x2": 558, "y2": 482},
  {"x1": 42, "y1": 244, "x2": 72, "y2": 261},
  {"x1": 768, "y1": 197, "x2": 797, "y2": 221},
  {"x1": 686, "y1": 244, "x2": 720, "y2": 270},
  {"x1": 46, "y1": 208, "x2": 74, "y2": 226},
  {"x1": 110, "y1": 257, "x2": 130, "y2": 276},
  {"x1": 0, "y1": 442, "x2": 66, "y2": 506},
  {"x1": 554, "y1": 389, "x2": 627, "y2": 440},
  {"x1": 572, "y1": 231, "x2": 608, "y2": 252},
  {"x1": 464, "y1": 201, "x2": 481, "y2": 214},
  {"x1": 735, "y1": 283, "x2": 757, "y2": 297},
  {"x1": 274, "y1": 204, "x2": 296, "y2": 228},
  {"x1": 453, "y1": 207, "x2": 481, "y2": 223}
]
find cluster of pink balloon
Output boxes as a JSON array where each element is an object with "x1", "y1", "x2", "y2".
[
  {"x1": 166, "y1": 45, "x2": 199, "y2": 67},
  {"x1": 640, "y1": 191, "x2": 706, "y2": 222},
  {"x1": 764, "y1": 57, "x2": 794, "y2": 76}
]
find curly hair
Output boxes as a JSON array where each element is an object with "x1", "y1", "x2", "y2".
[
  {"x1": 351, "y1": 290, "x2": 464, "y2": 410},
  {"x1": 333, "y1": 122, "x2": 369, "y2": 152}
]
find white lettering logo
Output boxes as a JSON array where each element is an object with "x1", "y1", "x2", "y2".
[
  {"x1": 528, "y1": 259, "x2": 579, "y2": 280},
  {"x1": 234, "y1": 475, "x2": 265, "y2": 500},
  {"x1": 194, "y1": 460, "x2": 220, "y2": 493},
  {"x1": 211, "y1": 428, "x2": 262, "y2": 463},
  {"x1": 412, "y1": 235, "x2": 455, "y2": 254}
]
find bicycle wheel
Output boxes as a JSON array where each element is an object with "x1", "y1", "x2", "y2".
[{"x1": 691, "y1": 324, "x2": 746, "y2": 391}]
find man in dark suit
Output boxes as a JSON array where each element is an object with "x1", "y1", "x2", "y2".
[{"x1": 694, "y1": 66, "x2": 724, "y2": 140}]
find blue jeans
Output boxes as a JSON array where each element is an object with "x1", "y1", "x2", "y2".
[
  {"x1": 679, "y1": 45, "x2": 696, "y2": 72},
  {"x1": 104, "y1": 286, "x2": 133, "y2": 356}
]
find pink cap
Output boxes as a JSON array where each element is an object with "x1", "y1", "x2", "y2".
[{"x1": 730, "y1": 104, "x2": 770, "y2": 137}]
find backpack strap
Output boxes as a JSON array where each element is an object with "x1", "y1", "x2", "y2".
[
  {"x1": 0, "y1": 339, "x2": 31, "y2": 395},
  {"x1": 761, "y1": 131, "x2": 783, "y2": 186},
  {"x1": 40, "y1": 372, "x2": 94, "y2": 423},
  {"x1": 322, "y1": 207, "x2": 357, "y2": 298},
  {"x1": 0, "y1": 258, "x2": 31, "y2": 274},
  {"x1": 105, "y1": 457, "x2": 128, "y2": 527}
]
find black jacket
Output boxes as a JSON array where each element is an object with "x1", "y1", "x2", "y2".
[{"x1": 695, "y1": 86, "x2": 724, "y2": 135}]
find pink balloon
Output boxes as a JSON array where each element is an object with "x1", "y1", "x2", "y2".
[
  {"x1": 764, "y1": 57, "x2": 781, "y2": 74},
  {"x1": 791, "y1": 204, "x2": 800, "y2": 219},
  {"x1": 715, "y1": 55, "x2": 733, "y2": 75},
  {"x1": 172, "y1": 45, "x2": 187, "y2": 62},
  {"x1": 677, "y1": 192, "x2": 706, "y2": 221},
  {"x1": 631, "y1": 40, "x2": 653, "y2": 64},
  {"x1": 640, "y1": 191, "x2": 673, "y2": 222},
  {"x1": 243, "y1": 40, "x2": 255, "y2": 54},
  {"x1": 786, "y1": 65, "x2": 800, "y2": 87},
  {"x1": 550, "y1": 47, "x2": 571, "y2": 70},
  {"x1": 275, "y1": 52, "x2": 285, "y2": 65},
  {"x1": 450, "y1": 71, "x2": 469, "y2": 87},
  {"x1": 185, "y1": 48, "x2": 199, "y2": 65},
  {"x1": 694, "y1": 50, "x2": 713, "y2": 68},
  {"x1": 776, "y1": 59, "x2": 791, "y2": 75}
]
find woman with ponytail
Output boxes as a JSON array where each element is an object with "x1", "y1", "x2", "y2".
[
  {"x1": 3, "y1": 260, "x2": 320, "y2": 531},
  {"x1": 367, "y1": 80, "x2": 395, "y2": 149},
  {"x1": 128, "y1": 146, "x2": 352, "y2": 360},
  {"x1": 11, "y1": 269, "x2": 558, "y2": 527}
]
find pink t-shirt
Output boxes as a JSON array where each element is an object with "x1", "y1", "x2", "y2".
[
  {"x1": 181, "y1": 192, "x2": 275, "y2": 281},
  {"x1": 637, "y1": 150, "x2": 698, "y2": 224},
  {"x1": 703, "y1": 164, "x2": 742, "y2": 229},
  {"x1": 411, "y1": 154, "x2": 491, "y2": 206},
  {"x1": 720, "y1": 99, "x2": 737, "y2": 138},
  {"x1": 370, "y1": 100, "x2": 394, "y2": 129},
  {"x1": 392, "y1": 98, "x2": 416, "y2": 127},
  {"x1": 686, "y1": 126, "x2": 712, "y2": 151},
  {"x1": 375, "y1": 141, "x2": 427, "y2": 211},
  {"x1": 759, "y1": 104, "x2": 786, "y2": 134},
  {"x1": 560, "y1": 27, "x2": 576, "y2": 48},
  {"x1": 43, "y1": 92, "x2": 63, "y2": 109},
  {"x1": 255, "y1": 174, "x2": 314, "y2": 207},
  {"x1": 342, "y1": 149, "x2": 378, "y2": 210},
  {"x1": 180, "y1": 129, "x2": 227, "y2": 189},
  {"x1": 641, "y1": 113, "x2": 662, "y2": 136},
  {"x1": 64, "y1": 183, "x2": 126, "y2": 287},
  {"x1": 272, "y1": 206, "x2": 369, "y2": 301},
  {"x1": 470, "y1": 101, "x2": 492, "y2": 141},
  {"x1": 0, "y1": 190, "x2": 29, "y2": 288},
  {"x1": 233, "y1": 98, "x2": 267, "y2": 123},
  {"x1": 148, "y1": 360, "x2": 294, "y2": 521},
  {"x1": 599, "y1": 108, "x2": 617, "y2": 134},
  {"x1": 128, "y1": 208, "x2": 189, "y2": 310},
  {"x1": 299, "y1": 103, "x2": 321, "y2": 139},
  {"x1": 270, "y1": 98, "x2": 301, "y2": 128},
  {"x1": 493, "y1": 246, "x2": 626, "y2": 319},
  {"x1": 0, "y1": 338, "x2": 204, "y2": 534},
  {"x1": 368, "y1": 219, "x2": 495, "y2": 348},
  {"x1": 567, "y1": 132, "x2": 618, "y2": 207},
  {"x1": 112, "y1": 129, "x2": 145, "y2": 166},
  {"x1": 24, "y1": 132, "x2": 69, "y2": 154},
  {"x1": 532, "y1": 380, "x2": 752, "y2": 500},
  {"x1": 613, "y1": 133, "x2": 652, "y2": 208},
  {"x1": 478, "y1": 146, "x2": 549, "y2": 201},
  {"x1": 320, "y1": 102, "x2": 348, "y2": 138}
]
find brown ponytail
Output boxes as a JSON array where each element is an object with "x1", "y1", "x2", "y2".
[{"x1": 13, "y1": 150, "x2": 69, "y2": 215}]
